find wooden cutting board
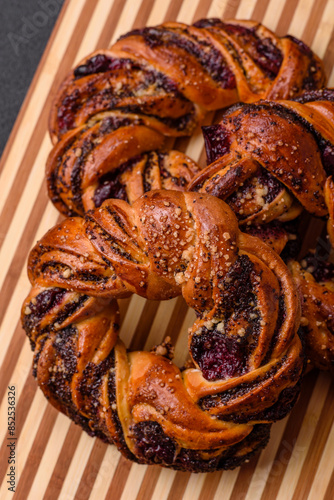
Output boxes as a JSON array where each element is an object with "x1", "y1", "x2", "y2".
[{"x1": 0, "y1": 0, "x2": 333, "y2": 499}]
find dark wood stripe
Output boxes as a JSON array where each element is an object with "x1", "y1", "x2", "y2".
[
  {"x1": 322, "y1": 26, "x2": 334, "y2": 79},
  {"x1": 135, "y1": 466, "x2": 161, "y2": 500},
  {"x1": 104, "y1": 456, "x2": 132, "y2": 499},
  {"x1": 275, "y1": 0, "x2": 300, "y2": 37},
  {"x1": 260, "y1": 371, "x2": 318, "y2": 499},
  {"x1": 96, "y1": 0, "x2": 128, "y2": 48},
  {"x1": 292, "y1": 378, "x2": 334, "y2": 500},
  {"x1": 0, "y1": 183, "x2": 49, "y2": 324},
  {"x1": 73, "y1": 440, "x2": 109, "y2": 500},
  {"x1": 133, "y1": 0, "x2": 160, "y2": 29},
  {"x1": 164, "y1": 0, "x2": 184, "y2": 21},
  {"x1": 43, "y1": 423, "x2": 83, "y2": 500},
  {"x1": 193, "y1": 0, "x2": 216, "y2": 22},
  {"x1": 163, "y1": 296, "x2": 189, "y2": 345},
  {"x1": 198, "y1": 471, "x2": 224, "y2": 500},
  {"x1": 224, "y1": 0, "x2": 242, "y2": 19},
  {"x1": 119, "y1": 297, "x2": 133, "y2": 326},
  {"x1": 14, "y1": 405, "x2": 58, "y2": 499},
  {"x1": 302, "y1": 0, "x2": 328, "y2": 46},
  {"x1": 130, "y1": 300, "x2": 161, "y2": 350},
  {"x1": 230, "y1": 455, "x2": 261, "y2": 500},
  {"x1": 251, "y1": 0, "x2": 271, "y2": 21},
  {"x1": 0, "y1": 323, "x2": 27, "y2": 403},
  {"x1": 0, "y1": 374, "x2": 38, "y2": 485},
  {"x1": 324, "y1": 468, "x2": 334, "y2": 500},
  {"x1": 166, "y1": 471, "x2": 191, "y2": 500}
]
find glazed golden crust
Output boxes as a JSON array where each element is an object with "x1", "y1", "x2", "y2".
[
  {"x1": 190, "y1": 90, "x2": 334, "y2": 225},
  {"x1": 46, "y1": 19, "x2": 325, "y2": 217},
  {"x1": 22, "y1": 191, "x2": 303, "y2": 472},
  {"x1": 289, "y1": 258, "x2": 334, "y2": 372}
]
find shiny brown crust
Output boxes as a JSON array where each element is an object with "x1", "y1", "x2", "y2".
[
  {"x1": 22, "y1": 191, "x2": 303, "y2": 472},
  {"x1": 289, "y1": 258, "x2": 334, "y2": 372},
  {"x1": 189, "y1": 90, "x2": 334, "y2": 225},
  {"x1": 46, "y1": 19, "x2": 325, "y2": 217}
]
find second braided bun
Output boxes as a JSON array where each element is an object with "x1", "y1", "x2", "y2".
[{"x1": 46, "y1": 19, "x2": 325, "y2": 217}]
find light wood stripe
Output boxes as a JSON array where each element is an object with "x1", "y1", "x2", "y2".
[
  {"x1": 88, "y1": 446, "x2": 121, "y2": 500},
  {"x1": 276, "y1": 372, "x2": 332, "y2": 499},
  {"x1": 262, "y1": 0, "x2": 286, "y2": 30},
  {"x1": 27, "y1": 414, "x2": 71, "y2": 500},
  {"x1": 0, "y1": 0, "x2": 334, "y2": 499},
  {"x1": 183, "y1": 474, "x2": 206, "y2": 500},
  {"x1": 57, "y1": 433, "x2": 96, "y2": 500},
  {"x1": 213, "y1": 469, "x2": 240, "y2": 500},
  {"x1": 120, "y1": 464, "x2": 148, "y2": 500},
  {"x1": 0, "y1": 389, "x2": 47, "y2": 495},
  {"x1": 289, "y1": 0, "x2": 314, "y2": 39},
  {"x1": 308, "y1": 417, "x2": 334, "y2": 500},
  {"x1": 311, "y1": 0, "x2": 334, "y2": 58},
  {"x1": 245, "y1": 418, "x2": 289, "y2": 500}
]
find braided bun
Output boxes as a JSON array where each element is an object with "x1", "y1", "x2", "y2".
[
  {"x1": 190, "y1": 89, "x2": 334, "y2": 226},
  {"x1": 22, "y1": 191, "x2": 303, "y2": 472},
  {"x1": 46, "y1": 19, "x2": 325, "y2": 217}
]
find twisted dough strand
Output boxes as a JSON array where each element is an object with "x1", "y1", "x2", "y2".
[
  {"x1": 289, "y1": 254, "x2": 334, "y2": 372},
  {"x1": 22, "y1": 191, "x2": 303, "y2": 471},
  {"x1": 46, "y1": 19, "x2": 325, "y2": 217}
]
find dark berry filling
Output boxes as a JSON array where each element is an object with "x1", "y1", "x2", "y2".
[
  {"x1": 23, "y1": 288, "x2": 66, "y2": 333},
  {"x1": 133, "y1": 421, "x2": 176, "y2": 464},
  {"x1": 191, "y1": 256, "x2": 261, "y2": 381},
  {"x1": 96, "y1": 177, "x2": 128, "y2": 207},
  {"x1": 254, "y1": 37, "x2": 283, "y2": 78},
  {"x1": 202, "y1": 123, "x2": 231, "y2": 164},
  {"x1": 218, "y1": 22, "x2": 282, "y2": 79},
  {"x1": 191, "y1": 328, "x2": 247, "y2": 380},
  {"x1": 93, "y1": 175, "x2": 127, "y2": 207},
  {"x1": 57, "y1": 90, "x2": 79, "y2": 134},
  {"x1": 74, "y1": 55, "x2": 132, "y2": 78},
  {"x1": 223, "y1": 23, "x2": 282, "y2": 78},
  {"x1": 193, "y1": 18, "x2": 223, "y2": 29},
  {"x1": 93, "y1": 155, "x2": 143, "y2": 207}
]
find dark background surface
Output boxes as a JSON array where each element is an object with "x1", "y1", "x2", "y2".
[{"x1": 0, "y1": 0, "x2": 65, "y2": 157}]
